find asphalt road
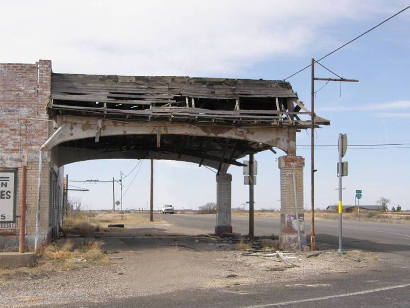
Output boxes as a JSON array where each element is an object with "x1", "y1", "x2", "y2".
[
  {"x1": 53, "y1": 214, "x2": 410, "y2": 308},
  {"x1": 161, "y1": 214, "x2": 410, "y2": 259}
]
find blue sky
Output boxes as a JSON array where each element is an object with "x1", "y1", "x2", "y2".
[{"x1": 2, "y1": 0, "x2": 409, "y2": 210}]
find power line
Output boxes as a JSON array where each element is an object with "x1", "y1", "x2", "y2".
[
  {"x1": 314, "y1": 61, "x2": 343, "y2": 79},
  {"x1": 122, "y1": 161, "x2": 141, "y2": 179},
  {"x1": 314, "y1": 80, "x2": 330, "y2": 95},
  {"x1": 298, "y1": 142, "x2": 410, "y2": 147},
  {"x1": 70, "y1": 179, "x2": 116, "y2": 183},
  {"x1": 68, "y1": 184, "x2": 90, "y2": 190},
  {"x1": 283, "y1": 4, "x2": 410, "y2": 81},
  {"x1": 123, "y1": 162, "x2": 143, "y2": 196}
]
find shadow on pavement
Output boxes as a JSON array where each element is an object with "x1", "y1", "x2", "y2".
[
  {"x1": 312, "y1": 233, "x2": 410, "y2": 254},
  {"x1": 93, "y1": 227, "x2": 241, "y2": 252}
]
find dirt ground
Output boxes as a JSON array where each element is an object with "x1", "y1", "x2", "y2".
[{"x1": 0, "y1": 212, "x2": 380, "y2": 307}]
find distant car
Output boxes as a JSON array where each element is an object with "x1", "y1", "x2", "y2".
[{"x1": 161, "y1": 204, "x2": 175, "y2": 214}]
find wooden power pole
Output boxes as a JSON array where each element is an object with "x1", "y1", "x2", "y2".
[{"x1": 310, "y1": 58, "x2": 358, "y2": 251}]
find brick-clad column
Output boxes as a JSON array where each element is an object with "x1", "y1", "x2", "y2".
[
  {"x1": 278, "y1": 155, "x2": 306, "y2": 250},
  {"x1": 215, "y1": 173, "x2": 232, "y2": 235}
]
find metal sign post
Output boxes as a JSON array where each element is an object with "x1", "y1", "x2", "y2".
[
  {"x1": 337, "y1": 133, "x2": 348, "y2": 254},
  {"x1": 355, "y1": 190, "x2": 362, "y2": 202}
]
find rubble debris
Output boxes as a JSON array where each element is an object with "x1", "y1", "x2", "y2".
[
  {"x1": 306, "y1": 251, "x2": 321, "y2": 258},
  {"x1": 108, "y1": 224, "x2": 124, "y2": 228},
  {"x1": 225, "y1": 274, "x2": 238, "y2": 278}
]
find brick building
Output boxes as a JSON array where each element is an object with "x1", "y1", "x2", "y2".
[{"x1": 0, "y1": 60, "x2": 64, "y2": 250}]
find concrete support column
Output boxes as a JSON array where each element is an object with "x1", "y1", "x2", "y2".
[
  {"x1": 215, "y1": 173, "x2": 232, "y2": 235},
  {"x1": 278, "y1": 155, "x2": 306, "y2": 250}
]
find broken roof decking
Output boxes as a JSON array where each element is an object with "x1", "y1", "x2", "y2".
[{"x1": 49, "y1": 73, "x2": 329, "y2": 127}]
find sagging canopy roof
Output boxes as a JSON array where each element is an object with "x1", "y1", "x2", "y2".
[{"x1": 49, "y1": 73, "x2": 329, "y2": 128}]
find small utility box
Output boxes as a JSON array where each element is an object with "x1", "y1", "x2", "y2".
[{"x1": 337, "y1": 161, "x2": 348, "y2": 177}]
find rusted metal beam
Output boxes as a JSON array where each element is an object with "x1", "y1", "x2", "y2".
[{"x1": 19, "y1": 166, "x2": 27, "y2": 253}]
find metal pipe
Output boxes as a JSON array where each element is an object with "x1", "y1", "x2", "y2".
[
  {"x1": 34, "y1": 126, "x2": 64, "y2": 252},
  {"x1": 249, "y1": 154, "x2": 254, "y2": 241},
  {"x1": 338, "y1": 143, "x2": 343, "y2": 254},
  {"x1": 19, "y1": 166, "x2": 27, "y2": 253},
  {"x1": 292, "y1": 172, "x2": 301, "y2": 250}
]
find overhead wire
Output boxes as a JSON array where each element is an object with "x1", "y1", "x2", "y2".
[
  {"x1": 314, "y1": 61, "x2": 343, "y2": 79},
  {"x1": 296, "y1": 142, "x2": 410, "y2": 150},
  {"x1": 122, "y1": 160, "x2": 141, "y2": 179},
  {"x1": 123, "y1": 161, "x2": 143, "y2": 196},
  {"x1": 297, "y1": 142, "x2": 410, "y2": 147},
  {"x1": 283, "y1": 4, "x2": 410, "y2": 81},
  {"x1": 314, "y1": 80, "x2": 330, "y2": 95}
]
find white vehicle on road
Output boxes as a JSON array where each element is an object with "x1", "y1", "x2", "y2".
[{"x1": 161, "y1": 204, "x2": 175, "y2": 214}]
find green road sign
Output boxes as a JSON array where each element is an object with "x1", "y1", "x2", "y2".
[
  {"x1": 356, "y1": 189, "x2": 362, "y2": 199},
  {"x1": 356, "y1": 190, "x2": 362, "y2": 194}
]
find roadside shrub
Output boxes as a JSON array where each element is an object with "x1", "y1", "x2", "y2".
[
  {"x1": 63, "y1": 211, "x2": 100, "y2": 237},
  {"x1": 198, "y1": 202, "x2": 216, "y2": 214}
]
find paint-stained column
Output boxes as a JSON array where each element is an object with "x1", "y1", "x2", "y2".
[
  {"x1": 278, "y1": 155, "x2": 306, "y2": 250},
  {"x1": 215, "y1": 173, "x2": 232, "y2": 235}
]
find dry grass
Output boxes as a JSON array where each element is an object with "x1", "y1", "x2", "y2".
[
  {"x1": 0, "y1": 238, "x2": 109, "y2": 280},
  {"x1": 91, "y1": 212, "x2": 167, "y2": 228},
  {"x1": 232, "y1": 210, "x2": 281, "y2": 218},
  {"x1": 63, "y1": 211, "x2": 101, "y2": 236},
  {"x1": 311, "y1": 210, "x2": 410, "y2": 224},
  {"x1": 232, "y1": 209, "x2": 409, "y2": 224},
  {"x1": 62, "y1": 211, "x2": 167, "y2": 236},
  {"x1": 42, "y1": 239, "x2": 109, "y2": 271},
  {"x1": 237, "y1": 240, "x2": 251, "y2": 250}
]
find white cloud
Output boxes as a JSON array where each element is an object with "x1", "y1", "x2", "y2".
[
  {"x1": 318, "y1": 100, "x2": 410, "y2": 112},
  {"x1": 0, "y1": 0, "x2": 398, "y2": 76},
  {"x1": 373, "y1": 112, "x2": 410, "y2": 118}
]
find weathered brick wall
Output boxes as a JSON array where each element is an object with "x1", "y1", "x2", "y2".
[
  {"x1": 0, "y1": 60, "x2": 57, "y2": 250},
  {"x1": 278, "y1": 155, "x2": 304, "y2": 214},
  {"x1": 278, "y1": 155, "x2": 306, "y2": 250},
  {"x1": 215, "y1": 173, "x2": 232, "y2": 235}
]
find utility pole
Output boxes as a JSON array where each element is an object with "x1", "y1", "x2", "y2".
[
  {"x1": 112, "y1": 177, "x2": 115, "y2": 212},
  {"x1": 150, "y1": 159, "x2": 154, "y2": 222},
  {"x1": 310, "y1": 58, "x2": 316, "y2": 251},
  {"x1": 120, "y1": 172, "x2": 123, "y2": 212},
  {"x1": 64, "y1": 174, "x2": 69, "y2": 215},
  {"x1": 310, "y1": 58, "x2": 358, "y2": 251},
  {"x1": 249, "y1": 153, "x2": 254, "y2": 241}
]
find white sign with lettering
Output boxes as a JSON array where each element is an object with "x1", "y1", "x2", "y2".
[{"x1": 0, "y1": 170, "x2": 16, "y2": 222}]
